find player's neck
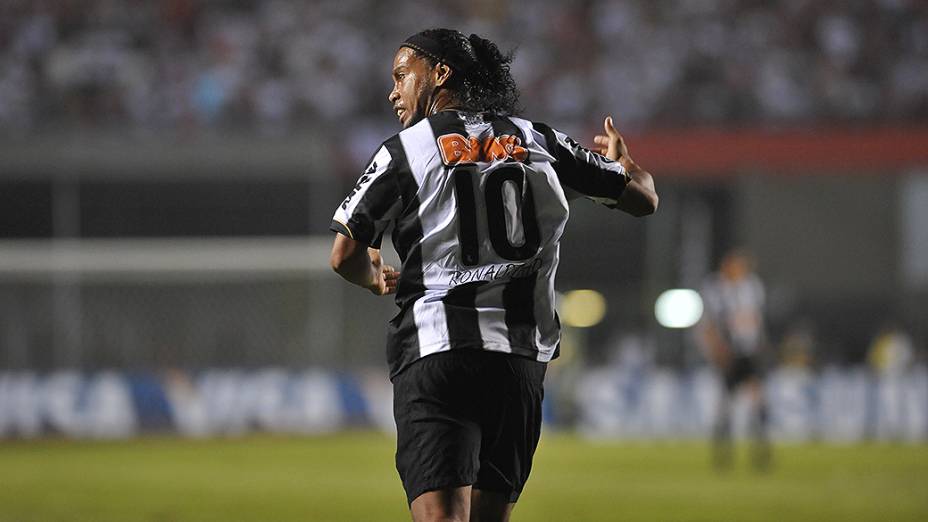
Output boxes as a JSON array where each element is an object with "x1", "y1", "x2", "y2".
[{"x1": 428, "y1": 90, "x2": 465, "y2": 116}]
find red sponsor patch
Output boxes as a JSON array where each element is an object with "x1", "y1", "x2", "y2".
[{"x1": 438, "y1": 133, "x2": 529, "y2": 165}]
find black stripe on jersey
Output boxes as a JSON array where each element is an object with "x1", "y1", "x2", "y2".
[
  {"x1": 503, "y1": 275, "x2": 537, "y2": 350},
  {"x1": 344, "y1": 173, "x2": 399, "y2": 247},
  {"x1": 532, "y1": 121, "x2": 627, "y2": 200},
  {"x1": 383, "y1": 135, "x2": 420, "y2": 263},
  {"x1": 489, "y1": 114, "x2": 526, "y2": 145},
  {"x1": 428, "y1": 110, "x2": 469, "y2": 140},
  {"x1": 442, "y1": 281, "x2": 487, "y2": 348},
  {"x1": 383, "y1": 134, "x2": 425, "y2": 379},
  {"x1": 329, "y1": 219, "x2": 353, "y2": 239}
]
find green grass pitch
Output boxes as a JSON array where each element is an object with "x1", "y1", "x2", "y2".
[{"x1": 1, "y1": 432, "x2": 926, "y2": 521}]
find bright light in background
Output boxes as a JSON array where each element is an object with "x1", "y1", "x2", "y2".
[
  {"x1": 654, "y1": 289, "x2": 703, "y2": 328},
  {"x1": 561, "y1": 289, "x2": 607, "y2": 328}
]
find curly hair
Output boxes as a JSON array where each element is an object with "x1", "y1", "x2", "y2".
[{"x1": 407, "y1": 29, "x2": 521, "y2": 116}]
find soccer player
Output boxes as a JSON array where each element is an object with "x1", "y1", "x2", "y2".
[
  {"x1": 329, "y1": 29, "x2": 657, "y2": 522},
  {"x1": 699, "y1": 248, "x2": 771, "y2": 471}
]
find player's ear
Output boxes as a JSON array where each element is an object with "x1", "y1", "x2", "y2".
[{"x1": 433, "y1": 63, "x2": 453, "y2": 87}]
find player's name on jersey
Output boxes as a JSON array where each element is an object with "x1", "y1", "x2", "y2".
[{"x1": 448, "y1": 258, "x2": 543, "y2": 285}]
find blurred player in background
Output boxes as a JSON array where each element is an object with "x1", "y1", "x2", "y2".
[
  {"x1": 329, "y1": 28, "x2": 657, "y2": 522},
  {"x1": 700, "y1": 248, "x2": 771, "y2": 471}
]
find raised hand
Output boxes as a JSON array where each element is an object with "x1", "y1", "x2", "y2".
[
  {"x1": 592, "y1": 116, "x2": 630, "y2": 164},
  {"x1": 592, "y1": 115, "x2": 658, "y2": 216}
]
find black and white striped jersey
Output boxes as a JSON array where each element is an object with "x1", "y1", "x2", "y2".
[
  {"x1": 331, "y1": 110, "x2": 629, "y2": 378},
  {"x1": 700, "y1": 273, "x2": 766, "y2": 355}
]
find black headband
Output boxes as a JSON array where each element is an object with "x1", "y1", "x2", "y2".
[{"x1": 401, "y1": 33, "x2": 470, "y2": 74}]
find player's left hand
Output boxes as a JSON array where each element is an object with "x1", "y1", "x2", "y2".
[
  {"x1": 593, "y1": 115, "x2": 630, "y2": 163},
  {"x1": 367, "y1": 248, "x2": 400, "y2": 296}
]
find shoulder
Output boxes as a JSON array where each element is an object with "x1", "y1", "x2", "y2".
[
  {"x1": 378, "y1": 121, "x2": 437, "y2": 184},
  {"x1": 374, "y1": 130, "x2": 409, "y2": 164},
  {"x1": 517, "y1": 117, "x2": 553, "y2": 135},
  {"x1": 400, "y1": 116, "x2": 435, "y2": 136},
  {"x1": 373, "y1": 117, "x2": 435, "y2": 152},
  {"x1": 501, "y1": 115, "x2": 556, "y2": 149},
  {"x1": 513, "y1": 118, "x2": 568, "y2": 153},
  {"x1": 506, "y1": 114, "x2": 540, "y2": 135},
  {"x1": 390, "y1": 117, "x2": 441, "y2": 151},
  {"x1": 507, "y1": 115, "x2": 546, "y2": 135}
]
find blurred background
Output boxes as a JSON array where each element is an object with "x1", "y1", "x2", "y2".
[{"x1": 1, "y1": 0, "x2": 927, "y2": 472}]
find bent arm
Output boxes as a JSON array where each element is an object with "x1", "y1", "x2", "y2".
[
  {"x1": 330, "y1": 234, "x2": 397, "y2": 295},
  {"x1": 330, "y1": 234, "x2": 375, "y2": 286},
  {"x1": 536, "y1": 117, "x2": 658, "y2": 217},
  {"x1": 615, "y1": 159, "x2": 658, "y2": 217},
  {"x1": 591, "y1": 116, "x2": 658, "y2": 217}
]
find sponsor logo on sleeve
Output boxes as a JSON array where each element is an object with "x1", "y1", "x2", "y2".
[{"x1": 341, "y1": 161, "x2": 378, "y2": 209}]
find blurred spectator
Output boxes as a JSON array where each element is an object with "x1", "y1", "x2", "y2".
[
  {"x1": 868, "y1": 321, "x2": 915, "y2": 376},
  {"x1": 780, "y1": 318, "x2": 817, "y2": 370},
  {"x1": 867, "y1": 320, "x2": 917, "y2": 440},
  {"x1": 0, "y1": 0, "x2": 925, "y2": 138}
]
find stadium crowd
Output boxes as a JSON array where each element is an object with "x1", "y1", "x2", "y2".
[{"x1": 1, "y1": 0, "x2": 926, "y2": 136}]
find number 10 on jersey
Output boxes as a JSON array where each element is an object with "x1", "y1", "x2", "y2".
[{"x1": 451, "y1": 165, "x2": 541, "y2": 267}]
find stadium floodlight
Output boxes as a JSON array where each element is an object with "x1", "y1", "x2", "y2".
[
  {"x1": 560, "y1": 289, "x2": 607, "y2": 328},
  {"x1": 654, "y1": 289, "x2": 703, "y2": 328}
]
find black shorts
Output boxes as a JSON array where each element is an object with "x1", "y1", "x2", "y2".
[
  {"x1": 392, "y1": 349, "x2": 547, "y2": 505},
  {"x1": 724, "y1": 353, "x2": 762, "y2": 391}
]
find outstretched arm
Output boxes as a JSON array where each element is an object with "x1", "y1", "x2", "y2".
[
  {"x1": 594, "y1": 116, "x2": 658, "y2": 217},
  {"x1": 330, "y1": 234, "x2": 399, "y2": 296}
]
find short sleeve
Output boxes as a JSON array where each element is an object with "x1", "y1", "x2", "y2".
[
  {"x1": 330, "y1": 145, "x2": 402, "y2": 247},
  {"x1": 532, "y1": 122, "x2": 630, "y2": 208}
]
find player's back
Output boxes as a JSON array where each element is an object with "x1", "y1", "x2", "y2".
[
  {"x1": 390, "y1": 111, "x2": 568, "y2": 373},
  {"x1": 332, "y1": 109, "x2": 629, "y2": 377}
]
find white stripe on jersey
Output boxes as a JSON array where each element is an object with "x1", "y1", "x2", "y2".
[
  {"x1": 399, "y1": 118, "x2": 452, "y2": 355},
  {"x1": 475, "y1": 282, "x2": 514, "y2": 355},
  {"x1": 508, "y1": 116, "x2": 555, "y2": 163}
]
